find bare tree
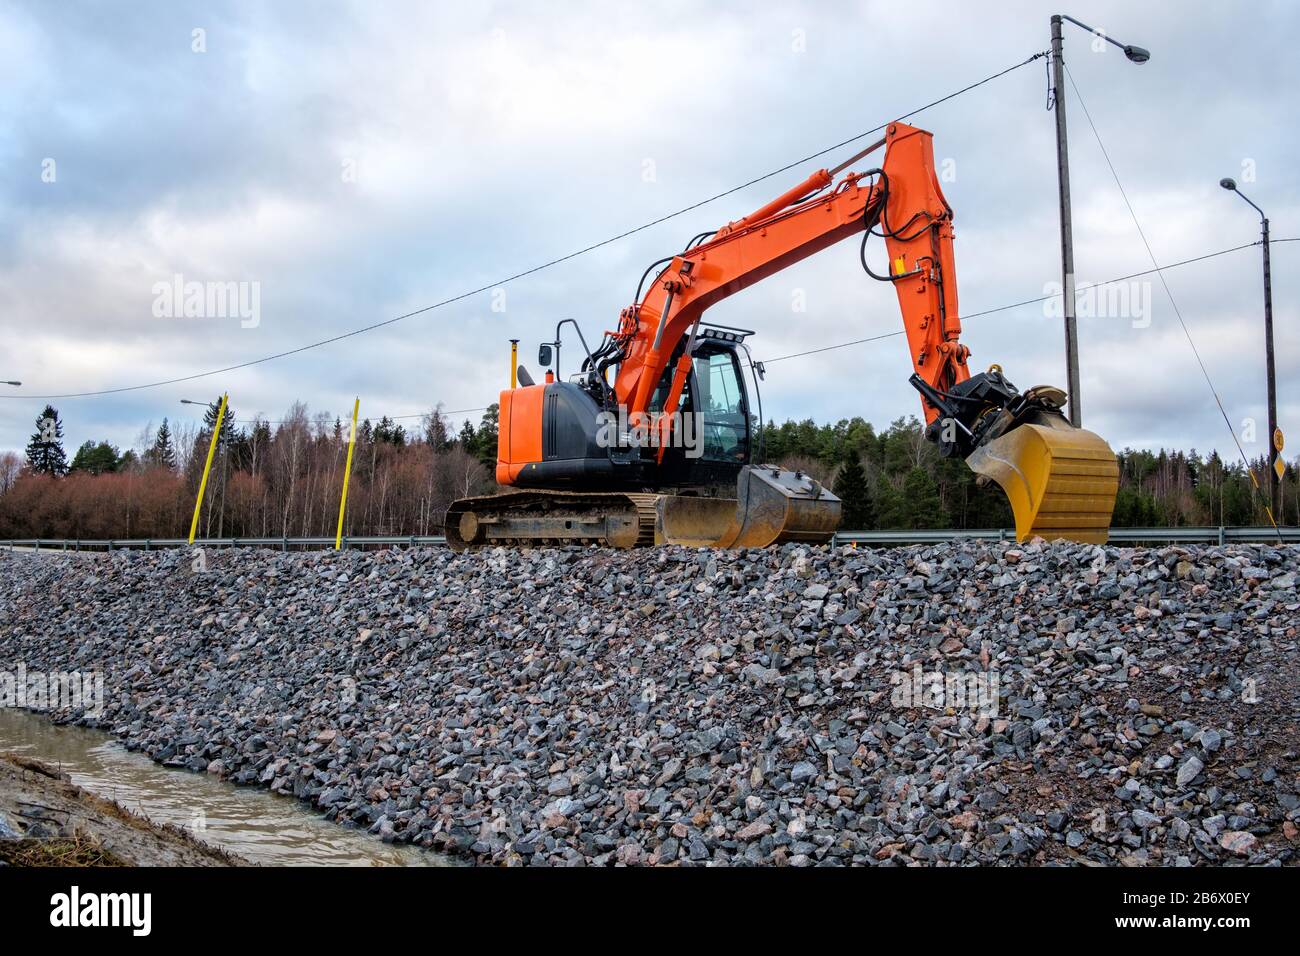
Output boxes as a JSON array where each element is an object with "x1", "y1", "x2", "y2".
[
  {"x1": 172, "y1": 420, "x2": 200, "y2": 476},
  {"x1": 273, "y1": 402, "x2": 310, "y2": 535},
  {"x1": 0, "y1": 451, "x2": 22, "y2": 496}
]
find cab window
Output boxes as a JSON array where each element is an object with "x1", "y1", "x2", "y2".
[{"x1": 692, "y1": 348, "x2": 748, "y2": 461}]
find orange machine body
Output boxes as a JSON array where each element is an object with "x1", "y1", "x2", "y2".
[{"x1": 495, "y1": 383, "x2": 545, "y2": 485}]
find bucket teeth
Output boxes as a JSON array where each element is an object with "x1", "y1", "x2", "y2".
[{"x1": 966, "y1": 420, "x2": 1119, "y2": 543}]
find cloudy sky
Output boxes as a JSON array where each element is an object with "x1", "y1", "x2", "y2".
[{"x1": 2, "y1": 0, "x2": 1297, "y2": 464}]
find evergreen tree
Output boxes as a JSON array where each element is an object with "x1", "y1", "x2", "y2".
[
  {"x1": 190, "y1": 397, "x2": 237, "y2": 470},
  {"x1": 70, "y1": 440, "x2": 121, "y2": 475},
  {"x1": 201, "y1": 396, "x2": 236, "y2": 447},
  {"x1": 881, "y1": 417, "x2": 922, "y2": 475},
  {"x1": 145, "y1": 418, "x2": 177, "y2": 469},
  {"x1": 182, "y1": 401, "x2": 223, "y2": 482},
  {"x1": 25, "y1": 405, "x2": 68, "y2": 476},
  {"x1": 250, "y1": 419, "x2": 272, "y2": 451},
  {"x1": 228, "y1": 426, "x2": 253, "y2": 470},
  {"x1": 833, "y1": 455, "x2": 875, "y2": 530},
  {"x1": 843, "y1": 417, "x2": 878, "y2": 465},
  {"x1": 471, "y1": 404, "x2": 499, "y2": 465},
  {"x1": 875, "y1": 477, "x2": 906, "y2": 529},
  {"x1": 424, "y1": 408, "x2": 451, "y2": 450},
  {"x1": 373, "y1": 416, "x2": 406, "y2": 447},
  {"x1": 761, "y1": 419, "x2": 785, "y2": 461},
  {"x1": 901, "y1": 466, "x2": 944, "y2": 529}
]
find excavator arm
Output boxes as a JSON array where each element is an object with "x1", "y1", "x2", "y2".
[
  {"x1": 607, "y1": 121, "x2": 1118, "y2": 543},
  {"x1": 613, "y1": 123, "x2": 969, "y2": 431}
]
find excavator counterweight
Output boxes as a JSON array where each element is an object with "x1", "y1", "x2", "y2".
[{"x1": 445, "y1": 122, "x2": 1118, "y2": 550}]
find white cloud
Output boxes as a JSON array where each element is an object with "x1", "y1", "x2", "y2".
[{"x1": 1, "y1": 0, "x2": 1296, "y2": 471}]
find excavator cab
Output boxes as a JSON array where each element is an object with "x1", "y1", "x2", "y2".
[
  {"x1": 647, "y1": 329, "x2": 753, "y2": 485},
  {"x1": 651, "y1": 328, "x2": 843, "y2": 547}
]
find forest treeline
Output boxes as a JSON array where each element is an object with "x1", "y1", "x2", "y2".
[
  {"x1": 0, "y1": 402, "x2": 1294, "y2": 539},
  {"x1": 1, "y1": 400, "x2": 498, "y2": 540}
]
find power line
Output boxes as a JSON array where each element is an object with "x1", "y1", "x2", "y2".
[
  {"x1": 761, "y1": 238, "x2": 1293, "y2": 363},
  {"x1": 4, "y1": 52, "x2": 1048, "y2": 402},
  {"x1": 177, "y1": 406, "x2": 489, "y2": 428},
  {"x1": 764, "y1": 331, "x2": 904, "y2": 364},
  {"x1": 1062, "y1": 61, "x2": 1281, "y2": 539}
]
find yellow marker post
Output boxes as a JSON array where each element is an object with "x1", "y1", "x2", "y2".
[
  {"x1": 510, "y1": 339, "x2": 519, "y2": 389},
  {"x1": 188, "y1": 392, "x2": 229, "y2": 545},
  {"x1": 335, "y1": 397, "x2": 360, "y2": 549}
]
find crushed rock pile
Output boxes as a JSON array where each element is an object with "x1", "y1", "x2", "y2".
[{"x1": 1, "y1": 538, "x2": 1296, "y2": 866}]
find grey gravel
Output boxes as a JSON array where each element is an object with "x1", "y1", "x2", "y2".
[
  {"x1": 1177, "y1": 755, "x2": 1206, "y2": 788},
  {"x1": 1, "y1": 537, "x2": 1297, "y2": 866}
]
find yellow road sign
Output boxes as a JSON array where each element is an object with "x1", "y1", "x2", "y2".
[
  {"x1": 1275, "y1": 456, "x2": 1286, "y2": 481},
  {"x1": 1274, "y1": 427, "x2": 1285, "y2": 453}
]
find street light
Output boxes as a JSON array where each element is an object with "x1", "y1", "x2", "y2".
[
  {"x1": 1050, "y1": 13, "x2": 1150, "y2": 427},
  {"x1": 2, "y1": 381, "x2": 19, "y2": 386},
  {"x1": 1220, "y1": 176, "x2": 1280, "y2": 521}
]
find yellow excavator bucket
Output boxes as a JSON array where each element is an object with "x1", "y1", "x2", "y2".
[
  {"x1": 657, "y1": 466, "x2": 841, "y2": 548},
  {"x1": 965, "y1": 417, "x2": 1119, "y2": 544}
]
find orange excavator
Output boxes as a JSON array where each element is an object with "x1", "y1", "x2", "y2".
[{"x1": 446, "y1": 122, "x2": 1119, "y2": 550}]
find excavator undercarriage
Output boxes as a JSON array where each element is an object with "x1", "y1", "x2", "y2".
[
  {"x1": 445, "y1": 121, "x2": 1119, "y2": 551},
  {"x1": 446, "y1": 469, "x2": 840, "y2": 551}
]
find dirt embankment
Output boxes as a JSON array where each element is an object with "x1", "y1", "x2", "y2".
[{"x1": 0, "y1": 752, "x2": 245, "y2": 866}]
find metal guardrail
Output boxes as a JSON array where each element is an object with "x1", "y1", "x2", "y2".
[
  {"x1": 0, "y1": 535, "x2": 448, "y2": 552},
  {"x1": 0, "y1": 527, "x2": 1295, "y2": 552},
  {"x1": 833, "y1": 526, "x2": 1298, "y2": 545}
]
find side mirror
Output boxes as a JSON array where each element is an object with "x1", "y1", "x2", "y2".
[{"x1": 538, "y1": 344, "x2": 553, "y2": 366}]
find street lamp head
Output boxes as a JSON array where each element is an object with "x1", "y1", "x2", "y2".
[
  {"x1": 1058, "y1": 16, "x2": 1150, "y2": 64},
  {"x1": 1220, "y1": 177, "x2": 1266, "y2": 220}
]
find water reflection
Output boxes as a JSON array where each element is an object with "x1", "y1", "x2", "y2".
[{"x1": 0, "y1": 709, "x2": 454, "y2": 867}]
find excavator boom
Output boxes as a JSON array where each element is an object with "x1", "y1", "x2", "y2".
[{"x1": 612, "y1": 124, "x2": 970, "y2": 431}]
